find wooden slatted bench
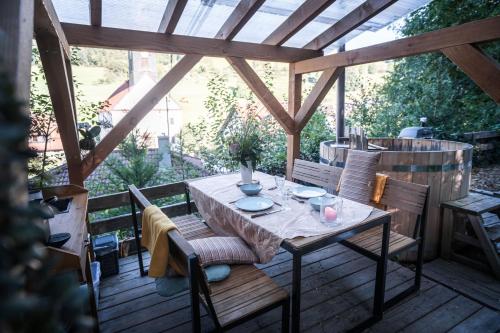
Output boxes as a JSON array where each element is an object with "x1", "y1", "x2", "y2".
[
  {"x1": 128, "y1": 185, "x2": 290, "y2": 333},
  {"x1": 441, "y1": 192, "x2": 500, "y2": 279}
]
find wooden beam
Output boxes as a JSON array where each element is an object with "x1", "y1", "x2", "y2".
[
  {"x1": 286, "y1": 63, "x2": 302, "y2": 180},
  {"x1": 36, "y1": 35, "x2": 83, "y2": 185},
  {"x1": 304, "y1": 0, "x2": 397, "y2": 50},
  {"x1": 295, "y1": 16, "x2": 500, "y2": 74},
  {"x1": 226, "y1": 57, "x2": 295, "y2": 134},
  {"x1": 442, "y1": 44, "x2": 500, "y2": 104},
  {"x1": 35, "y1": 0, "x2": 70, "y2": 60},
  {"x1": 158, "y1": 0, "x2": 188, "y2": 34},
  {"x1": 216, "y1": 0, "x2": 264, "y2": 41},
  {"x1": 81, "y1": 54, "x2": 202, "y2": 179},
  {"x1": 295, "y1": 67, "x2": 342, "y2": 131},
  {"x1": 263, "y1": 0, "x2": 336, "y2": 46},
  {"x1": 336, "y1": 45, "x2": 346, "y2": 140},
  {"x1": 89, "y1": 0, "x2": 101, "y2": 27},
  {"x1": 62, "y1": 23, "x2": 322, "y2": 63}
]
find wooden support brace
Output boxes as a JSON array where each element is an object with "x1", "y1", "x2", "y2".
[
  {"x1": 226, "y1": 57, "x2": 296, "y2": 134},
  {"x1": 442, "y1": 44, "x2": 500, "y2": 104},
  {"x1": 81, "y1": 54, "x2": 202, "y2": 179},
  {"x1": 158, "y1": 0, "x2": 188, "y2": 34},
  {"x1": 36, "y1": 35, "x2": 83, "y2": 185},
  {"x1": 89, "y1": 0, "x2": 102, "y2": 27},
  {"x1": 216, "y1": 0, "x2": 265, "y2": 41},
  {"x1": 295, "y1": 67, "x2": 342, "y2": 132},
  {"x1": 35, "y1": 0, "x2": 71, "y2": 60}
]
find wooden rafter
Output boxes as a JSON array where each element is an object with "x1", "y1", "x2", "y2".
[
  {"x1": 62, "y1": 23, "x2": 322, "y2": 63},
  {"x1": 35, "y1": 0, "x2": 70, "y2": 60},
  {"x1": 226, "y1": 57, "x2": 295, "y2": 134},
  {"x1": 295, "y1": 67, "x2": 342, "y2": 131},
  {"x1": 36, "y1": 35, "x2": 83, "y2": 185},
  {"x1": 295, "y1": 16, "x2": 500, "y2": 74},
  {"x1": 263, "y1": 0, "x2": 336, "y2": 46},
  {"x1": 158, "y1": 0, "x2": 188, "y2": 34},
  {"x1": 286, "y1": 64, "x2": 302, "y2": 179},
  {"x1": 81, "y1": 55, "x2": 202, "y2": 179},
  {"x1": 89, "y1": 0, "x2": 102, "y2": 27},
  {"x1": 216, "y1": 0, "x2": 264, "y2": 41},
  {"x1": 442, "y1": 44, "x2": 500, "y2": 103},
  {"x1": 304, "y1": 0, "x2": 397, "y2": 50}
]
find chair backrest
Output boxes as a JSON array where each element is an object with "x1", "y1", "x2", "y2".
[
  {"x1": 378, "y1": 178, "x2": 430, "y2": 239},
  {"x1": 292, "y1": 159, "x2": 342, "y2": 192},
  {"x1": 129, "y1": 185, "x2": 210, "y2": 332}
]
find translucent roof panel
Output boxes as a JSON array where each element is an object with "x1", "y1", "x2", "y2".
[
  {"x1": 52, "y1": 0, "x2": 431, "y2": 49},
  {"x1": 52, "y1": 0, "x2": 89, "y2": 25}
]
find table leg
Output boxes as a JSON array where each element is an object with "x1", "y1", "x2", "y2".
[
  {"x1": 373, "y1": 218, "x2": 390, "y2": 318},
  {"x1": 291, "y1": 253, "x2": 302, "y2": 333}
]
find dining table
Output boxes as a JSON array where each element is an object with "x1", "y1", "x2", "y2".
[{"x1": 186, "y1": 171, "x2": 392, "y2": 332}]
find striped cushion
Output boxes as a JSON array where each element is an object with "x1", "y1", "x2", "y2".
[
  {"x1": 339, "y1": 150, "x2": 381, "y2": 204},
  {"x1": 189, "y1": 237, "x2": 258, "y2": 266}
]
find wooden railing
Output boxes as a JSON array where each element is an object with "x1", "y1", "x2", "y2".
[{"x1": 88, "y1": 181, "x2": 196, "y2": 235}]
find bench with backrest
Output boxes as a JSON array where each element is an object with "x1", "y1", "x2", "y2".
[
  {"x1": 292, "y1": 159, "x2": 430, "y2": 309},
  {"x1": 128, "y1": 185, "x2": 290, "y2": 333}
]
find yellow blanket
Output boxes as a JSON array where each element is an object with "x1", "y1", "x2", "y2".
[
  {"x1": 141, "y1": 205, "x2": 183, "y2": 278},
  {"x1": 336, "y1": 173, "x2": 388, "y2": 204}
]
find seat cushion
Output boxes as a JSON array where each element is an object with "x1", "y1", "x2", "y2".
[
  {"x1": 338, "y1": 150, "x2": 381, "y2": 204},
  {"x1": 189, "y1": 237, "x2": 258, "y2": 266}
]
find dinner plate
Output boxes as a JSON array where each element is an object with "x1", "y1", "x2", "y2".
[
  {"x1": 292, "y1": 186, "x2": 327, "y2": 199},
  {"x1": 235, "y1": 196, "x2": 274, "y2": 212}
]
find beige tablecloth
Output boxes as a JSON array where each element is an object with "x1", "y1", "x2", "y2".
[{"x1": 188, "y1": 172, "x2": 373, "y2": 263}]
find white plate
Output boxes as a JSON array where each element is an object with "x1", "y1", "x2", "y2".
[
  {"x1": 292, "y1": 186, "x2": 327, "y2": 199},
  {"x1": 235, "y1": 197, "x2": 274, "y2": 212}
]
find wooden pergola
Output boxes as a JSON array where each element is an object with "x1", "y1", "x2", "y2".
[{"x1": 2, "y1": 0, "x2": 500, "y2": 187}]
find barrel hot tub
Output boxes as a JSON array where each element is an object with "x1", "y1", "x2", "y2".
[{"x1": 320, "y1": 138, "x2": 473, "y2": 260}]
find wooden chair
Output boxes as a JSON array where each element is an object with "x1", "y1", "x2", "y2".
[
  {"x1": 291, "y1": 159, "x2": 342, "y2": 193},
  {"x1": 128, "y1": 185, "x2": 290, "y2": 333},
  {"x1": 340, "y1": 178, "x2": 430, "y2": 310}
]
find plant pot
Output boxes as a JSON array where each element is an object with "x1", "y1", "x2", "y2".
[{"x1": 240, "y1": 161, "x2": 253, "y2": 184}]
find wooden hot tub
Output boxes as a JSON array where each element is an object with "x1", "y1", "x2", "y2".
[{"x1": 320, "y1": 138, "x2": 473, "y2": 260}]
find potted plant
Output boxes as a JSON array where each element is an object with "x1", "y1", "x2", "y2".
[{"x1": 228, "y1": 116, "x2": 263, "y2": 183}]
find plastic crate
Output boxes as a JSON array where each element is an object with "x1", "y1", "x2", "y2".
[{"x1": 93, "y1": 234, "x2": 119, "y2": 278}]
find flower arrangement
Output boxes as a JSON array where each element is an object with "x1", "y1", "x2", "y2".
[{"x1": 228, "y1": 116, "x2": 263, "y2": 171}]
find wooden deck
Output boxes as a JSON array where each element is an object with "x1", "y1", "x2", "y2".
[{"x1": 97, "y1": 246, "x2": 500, "y2": 333}]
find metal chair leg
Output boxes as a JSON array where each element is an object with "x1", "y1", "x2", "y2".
[{"x1": 282, "y1": 297, "x2": 290, "y2": 333}]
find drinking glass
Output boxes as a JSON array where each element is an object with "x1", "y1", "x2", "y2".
[
  {"x1": 281, "y1": 185, "x2": 293, "y2": 210},
  {"x1": 274, "y1": 175, "x2": 285, "y2": 192}
]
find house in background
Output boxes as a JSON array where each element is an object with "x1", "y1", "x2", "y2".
[{"x1": 99, "y1": 51, "x2": 183, "y2": 148}]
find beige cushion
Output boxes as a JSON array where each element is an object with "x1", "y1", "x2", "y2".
[
  {"x1": 338, "y1": 150, "x2": 381, "y2": 204},
  {"x1": 189, "y1": 237, "x2": 258, "y2": 266}
]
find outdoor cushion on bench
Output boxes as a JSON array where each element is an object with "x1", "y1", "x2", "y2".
[{"x1": 189, "y1": 236, "x2": 258, "y2": 266}]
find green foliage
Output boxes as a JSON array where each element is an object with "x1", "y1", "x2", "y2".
[
  {"x1": 347, "y1": 0, "x2": 500, "y2": 138},
  {"x1": 227, "y1": 115, "x2": 263, "y2": 169},
  {"x1": 104, "y1": 130, "x2": 160, "y2": 191},
  {"x1": 1, "y1": 63, "x2": 91, "y2": 332}
]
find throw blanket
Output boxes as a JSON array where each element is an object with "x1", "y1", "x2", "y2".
[{"x1": 141, "y1": 205, "x2": 183, "y2": 278}]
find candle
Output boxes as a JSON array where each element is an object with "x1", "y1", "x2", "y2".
[{"x1": 324, "y1": 206, "x2": 337, "y2": 221}]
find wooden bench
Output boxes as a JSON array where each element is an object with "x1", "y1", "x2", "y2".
[
  {"x1": 128, "y1": 185, "x2": 290, "y2": 333},
  {"x1": 441, "y1": 192, "x2": 500, "y2": 279}
]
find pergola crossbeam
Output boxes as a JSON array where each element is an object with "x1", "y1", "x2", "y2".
[
  {"x1": 80, "y1": 54, "x2": 202, "y2": 179},
  {"x1": 89, "y1": 0, "x2": 101, "y2": 27},
  {"x1": 158, "y1": 0, "x2": 187, "y2": 34},
  {"x1": 442, "y1": 44, "x2": 500, "y2": 103},
  {"x1": 295, "y1": 16, "x2": 500, "y2": 74},
  {"x1": 263, "y1": 0, "x2": 336, "y2": 46},
  {"x1": 226, "y1": 57, "x2": 295, "y2": 134},
  {"x1": 216, "y1": 0, "x2": 265, "y2": 41},
  {"x1": 304, "y1": 0, "x2": 398, "y2": 50},
  {"x1": 62, "y1": 23, "x2": 322, "y2": 63},
  {"x1": 295, "y1": 67, "x2": 342, "y2": 132}
]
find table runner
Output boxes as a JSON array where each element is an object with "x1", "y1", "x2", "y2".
[{"x1": 188, "y1": 172, "x2": 374, "y2": 263}]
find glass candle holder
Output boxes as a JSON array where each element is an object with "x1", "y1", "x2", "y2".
[{"x1": 320, "y1": 196, "x2": 342, "y2": 227}]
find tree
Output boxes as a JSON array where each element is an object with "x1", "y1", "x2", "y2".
[{"x1": 347, "y1": 0, "x2": 500, "y2": 138}]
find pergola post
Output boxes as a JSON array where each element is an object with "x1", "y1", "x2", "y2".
[
  {"x1": 286, "y1": 64, "x2": 302, "y2": 180},
  {"x1": 336, "y1": 44, "x2": 346, "y2": 142}
]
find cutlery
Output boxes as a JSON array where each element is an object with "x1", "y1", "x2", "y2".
[
  {"x1": 228, "y1": 197, "x2": 244, "y2": 204},
  {"x1": 291, "y1": 196, "x2": 305, "y2": 203},
  {"x1": 251, "y1": 209, "x2": 283, "y2": 218},
  {"x1": 267, "y1": 186, "x2": 278, "y2": 190}
]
